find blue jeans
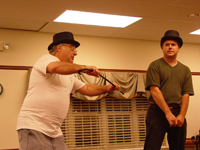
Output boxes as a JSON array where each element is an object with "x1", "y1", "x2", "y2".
[
  {"x1": 18, "y1": 129, "x2": 68, "y2": 150},
  {"x1": 144, "y1": 104, "x2": 187, "y2": 150}
]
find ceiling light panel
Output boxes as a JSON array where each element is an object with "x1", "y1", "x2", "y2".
[
  {"x1": 190, "y1": 29, "x2": 200, "y2": 35},
  {"x1": 54, "y1": 10, "x2": 142, "y2": 28}
]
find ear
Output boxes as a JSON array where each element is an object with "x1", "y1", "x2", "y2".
[
  {"x1": 56, "y1": 45, "x2": 62, "y2": 52},
  {"x1": 178, "y1": 47, "x2": 181, "y2": 52}
]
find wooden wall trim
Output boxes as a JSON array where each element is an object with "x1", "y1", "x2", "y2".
[
  {"x1": 99, "y1": 68, "x2": 147, "y2": 73},
  {"x1": 0, "y1": 65, "x2": 32, "y2": 70},
  {"x1": 191, "y1": 72, "x2": 200, "y2": 75},
  {"x1": 0, "y1": 149, "x2": 18, "y2": 150},
  {"x1": 0, "y1": 65, "x2": 146, "y2": 72},
  {"x1": 0, "y1": 65, "x2": 200, "y2": 75}
]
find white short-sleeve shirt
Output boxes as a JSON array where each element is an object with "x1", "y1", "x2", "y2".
[{"x1": 17, "y1": 54, "x2": 85, "y2": 137}]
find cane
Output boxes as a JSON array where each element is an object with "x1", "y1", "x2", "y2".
[{"x1": 78, "y1": 68, "x2": 124, "y2": 95}]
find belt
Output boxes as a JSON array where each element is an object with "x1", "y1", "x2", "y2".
[
  {"x1": 150, "y1": 102, "x2": 180, "y2": 108},
  {"x1": 168, "y1": 103, "x2": 181, "y2": 107}
]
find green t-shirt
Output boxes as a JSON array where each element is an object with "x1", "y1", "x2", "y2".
[{"x1": 146, "y1": 58, "x2": 194, "y2": 104}]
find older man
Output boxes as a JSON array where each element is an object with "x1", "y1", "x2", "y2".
[{"x1": 17, "y1": 31, "x2": 120, "y2": 150}]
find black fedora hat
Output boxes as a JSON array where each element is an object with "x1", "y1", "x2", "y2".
[
  {"x1": 160, "y1": 30, "x2": 183, "y2": 48},
  {"x1": 48, "y1": 31, "x2": 80, "y2": 50}
]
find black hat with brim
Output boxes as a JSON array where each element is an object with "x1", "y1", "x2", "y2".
[
  {"x1": 160, "y1": 30, "x2": 183, "y2": 48},
  {"x1": 48, "y1": 31, "x2": 80, "y2": 50}
]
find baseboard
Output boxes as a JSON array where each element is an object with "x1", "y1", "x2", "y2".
[
  {"x1": 0, "y1": 138, "x2": 197, "y2": 150},
  {"x1": 185, "y1": 138, "x2": 199, "y2": 147}
]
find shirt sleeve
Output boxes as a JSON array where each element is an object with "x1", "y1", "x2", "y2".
[
  {"x1": 33, "y1": 54, "x2": 60, "y2": 75},
  {"x1": 145, "y1": 62, "x2": 160, "y2": 91},
  {"x1": 182, "y1": 67, "x2": 194, "y2": 96}
]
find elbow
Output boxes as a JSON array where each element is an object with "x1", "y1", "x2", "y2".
[{"x1": 150, "y1": 85, "x2": 160, "y2": 95}]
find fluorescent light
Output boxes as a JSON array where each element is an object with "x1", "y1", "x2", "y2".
[
  {"x1": 190, "y1": 29, "x2": 200, "y2": 35},
  {"x1": 54, "y1": 10, "x2": 142, "y2": 28}
]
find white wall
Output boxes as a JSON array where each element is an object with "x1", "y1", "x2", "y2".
[
  {"x1": 186, "y1": 76, "x2": 200, "y2": 138},
  {"x1": 0, "y1": 29, "x2": 200, "y2": 149}
]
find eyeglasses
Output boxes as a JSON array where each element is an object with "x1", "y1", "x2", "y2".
[{"x1": 60, "y1": 44, "x2": 77, "y2": 52}]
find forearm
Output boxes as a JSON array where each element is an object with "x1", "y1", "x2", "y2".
[
  {"x1": 179, "y1": 94, "x2": 189, "y2": 117},
  {"x1": 77, "y1": 84, "x2": 109, "y2": 96},
  {"x1": 47, "y1": 61, "x2": 85, "y2": 75},
  {"x1": 150, "y1": 86, "x2": 172, "y2": 115}
]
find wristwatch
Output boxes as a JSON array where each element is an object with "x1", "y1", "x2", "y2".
[{"x1": 0, "y1": 84, "x2": 3, "y2": 95}]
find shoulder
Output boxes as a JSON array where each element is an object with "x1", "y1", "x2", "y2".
[
  {"x1": 148, "y1": 58, "x2": 164, "y2": 68},
  {"x1": 33, "y1": 54, "x2": 60, "y2": 74},
  {"x1": 34, "y1": 54, "x2": 59, "y2": 66},
  {"x1": 177, "y1": 61, "x2": 191, "y2": 72},
  {"x1": 38, "y1": 54, "x2": 59, "y2": 61}
]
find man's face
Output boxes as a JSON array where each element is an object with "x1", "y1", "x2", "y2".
[
  {"x1": 162, "y1": 40, "x2": 180, "y2": 58},
  {"x1": 57, "y1": 43, "x2": 77, "y2": 63}
]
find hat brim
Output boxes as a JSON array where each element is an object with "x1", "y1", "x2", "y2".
[
  {"x1": 160, "y1": 36, "x2": 183, "y2": 48},
  {"x1": 48, "y1": 39, "x2": 80, "y2": 50}
]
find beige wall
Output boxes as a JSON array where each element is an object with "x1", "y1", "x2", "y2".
[
  {"x1": 0, "y1": 29, "x2": 200, "y2": 149},
  {"x1": 0, "y1": 70, "x2": 29, "y2": 149}
]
